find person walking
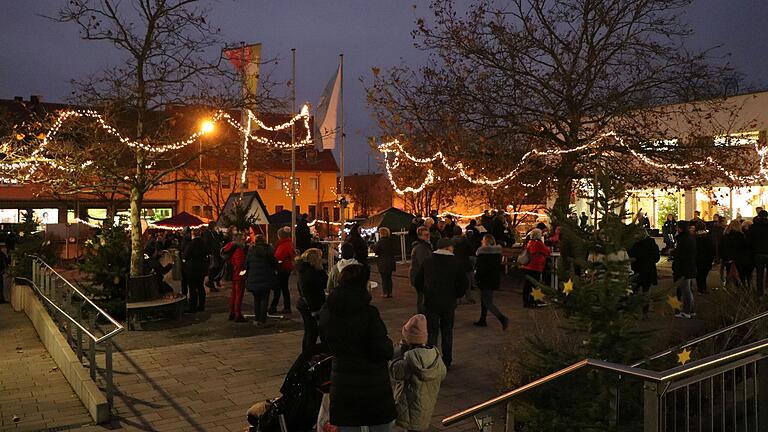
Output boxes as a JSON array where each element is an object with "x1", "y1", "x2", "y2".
[
  {"x1": 748, "y1": 210, "x2": 768, "y2": 297},
  {"x1": 473, "y1": 234, "x2": 509, "y2": 329},
  {"x1": 202, "y1": 222, "x2": 223, "y2": 292},
  {"x1": 271, "y1": 227, "x2": 295, "y2": 314},
  {"x1": 520, "y1": 228, "x2": 551, "y2": 308},
  {"x1": 409, "y1": 226, "x2": 433, "y2": 314},
  {"x1": 671, "y1": 221, "x2": 697, "y2": 318},
  {"x1": 373, "y1": 227, "x2": 397, "y2": 298},
  {"x1": 245, "y1": 234, "x2": 278, "y2": 327},
  {"x1": 627, "y1": 230, "x2": 660, "y2": 317},
  {"x1": 0, "y1": 248, "x2": 9, "y2": 303},
  {"x1": 389, "y1": 314, "x2": 447, "y2": 432},
  {"x1": 415, "y1": 238, "x2": 469, "y2": 369},
  {"x1": 319, "y1": 265, "x2": 397, "y2": 431},
  {"x1": 296, "y1": 248, "x2": 327, "y2": 354},
  {"x1": 296, "y1": 214, "x2": 312, "y2": 253},
  {"x1": 721, "y1": 220, "x2": 749, "y2": 286},
  {"x1": 182, "y1": 229, "x2": 209, "y2": 312},
  {"x1": 579, "y1": 212, "x2": 589, "y2": 229},
  {"x1": 222, "y1": 232, "x2": 247, "y2": 322},
  {"x1": 694, "y1": 220, "x2": 715, "y2": 294}
]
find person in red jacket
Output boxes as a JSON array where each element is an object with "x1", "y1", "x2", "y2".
[
  {"x1": 222, "y1": 232, "x2": 248, "y2": 322},
  {"x1": 522, "y1": 228, "x2": 551, "y2": 308},
  {"x1": 271, "y1": 227, "x2": 296, "y2": 314}
]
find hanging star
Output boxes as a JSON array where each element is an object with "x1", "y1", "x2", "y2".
[
  {"x1": 667, "y1": 295, "x2": 682, "y2": 311},
  {"x1": 677, "y1": 348, "x2": 692, "y2": 365},
  {"x1": 562, "y1": 279, "x2": 574, "y2": 296},
  {"x1": 531, "y1": 288, "x2": 545, "y2": 301}
]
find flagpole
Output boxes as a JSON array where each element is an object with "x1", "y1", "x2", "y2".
[
  {"x1": 239, "y1": 41, "x2": 247, "y2": 201},
  {"x1": 339, "y1": 53, "x2": 345, "y2": 241},
  {"x1": 291, "y1": 48, "x2": 297, "y2": 249}
]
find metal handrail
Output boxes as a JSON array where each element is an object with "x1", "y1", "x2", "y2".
[
  {"x1": 442, "y1": 338, "x2": 768, "y2": 426},
  {"x1": 29, "y1": 256, "x2": 124, "y2": 343},
  {"x1": 631, "y1": 309, "x2": 768, "y2": 367}
]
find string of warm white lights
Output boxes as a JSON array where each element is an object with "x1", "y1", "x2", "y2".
[
  {"x1": 437, "y1": 210, "x2": 547, "y2": 219},
  {"x1": 379, "y1": 132, "x2": 767, "y2": 194}
]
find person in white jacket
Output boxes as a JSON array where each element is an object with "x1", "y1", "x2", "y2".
[{"x1": 389, "y1": 314, "x2": 447, "y2": 431}]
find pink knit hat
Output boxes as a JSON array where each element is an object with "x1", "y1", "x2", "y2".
[{"x1": 402, "y1": 314, "x2": 428, "y2": 345}]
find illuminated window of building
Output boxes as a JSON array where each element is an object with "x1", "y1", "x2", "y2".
[
  {"x1": 67, "y1": 210, "x2": 76, "y2": 224},
  {"x1": 714, "y1": 131, "x2": 760, "y2": 147},
  {"x1": 257, "y1": 174, "x2": 267, "y2": 190},
  {"x1": 87, "y1": 208, "x2": 107, "y2": 223},
  {"x1": 221, "y1": 175, "x2": 231, "y2": 189},
  {"x1": 0, "y1": 209, "x2": 19, "y2": 223}
]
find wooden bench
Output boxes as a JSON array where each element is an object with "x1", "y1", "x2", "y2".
[{"x1": 126, "y1": 274, "x2": 186, "y2": 330}]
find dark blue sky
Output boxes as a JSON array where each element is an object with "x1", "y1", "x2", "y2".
[{"x1": 1, "y1": 1, "x2": 766, "y2": 174}]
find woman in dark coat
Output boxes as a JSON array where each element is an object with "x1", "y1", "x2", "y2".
[
  {"x1": 473, "y1": 234, "x2": 509, "y2": 329},
  {"x1": 296, "y1": 248, "x2": 327, "y2": 354},
  {"x1": 720, "y1": 220, "x2": 749, "y2": 286},
  {"x1": 346, "y1": 224, "x2": 369, "y2": 267},
  {"x1": 694, "y1": 221, "x2": 715, "y2": 294},
  {"x1": 245, "y1": 235, "x2": 277, "y2": 326},
  {"x1": 628, "y1": 231, "x2": 660, "y2": 316},
  {"x1": 373, "y1": 227, "x2": 397, "y2": 298},
  {"x1": 319, "y1": 265, "x2": 397, "y2": 430}
]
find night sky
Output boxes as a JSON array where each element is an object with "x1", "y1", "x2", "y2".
[{"x1": 1, "y1": 1, "x2": 766, "y2": 174}]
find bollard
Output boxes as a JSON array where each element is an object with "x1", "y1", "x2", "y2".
[
  {"x1": 105, "y1": 339, "x2": 114, "y2": 407},
  {"x1": 88, "y1": 314, "x2": 97, "y2": 381}
]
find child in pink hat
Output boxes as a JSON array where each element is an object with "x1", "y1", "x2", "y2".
[{"x1": 389, "y1": 314, "x2": 447, "y2": 431}]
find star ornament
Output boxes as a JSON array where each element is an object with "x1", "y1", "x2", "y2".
[
  {"x1": 562, "y1": 279, "x2": 574, "y2": 296},
  {"x1": 531, "y1": 288, "x2": 546, "y2": 301},
  {"x1": 677, "y1": 348, "x2": 692, "y2": 365},
  {"x1": 667, "y1": 295, "x2": 683, "y2": 311}
]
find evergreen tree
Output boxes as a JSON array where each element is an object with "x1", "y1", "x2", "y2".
[
  {"x1": 508, "y1": 175, "x2": 653, "y2": 431},
  {"x1": 78, "y1": 225, "x2": 131, "y2": 319}
]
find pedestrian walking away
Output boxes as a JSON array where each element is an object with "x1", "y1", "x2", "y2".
[
  {"x1": 473, "y1": 234, "x2": 509, "y2": 329},
  {"x1": 627, "y1": 230, "x2": 660, "y2": 317},
  {"x1": 271, "y1": 227, "x2": 295, "y2": 314},
  {"x1": 748, "y1": 210, "x2": 768, "y2": 297},
  {"x1": 415, "y1": 237, "x2": 469, "y2": 368},
  {"x1": 245, "y1": 234, "x2": 278, "y2": 326},
  {"x1": 672, "y1": 220, "x2": 697, "y2": 318},
  {"x1": 373, "y1": 227, "x2": 397, "y2": 298}
]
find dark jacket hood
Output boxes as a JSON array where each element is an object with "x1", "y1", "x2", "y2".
[
  {"x1": 476, "y1": 245, "x2": 502, "y2": 255},
  {"x1": 325, "y1": 286, "x2": 372, "y2": 316}
]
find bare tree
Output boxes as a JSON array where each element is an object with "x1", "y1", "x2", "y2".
[{"x1": 369, "y1": 0, "x2": 744, "y2": 213}]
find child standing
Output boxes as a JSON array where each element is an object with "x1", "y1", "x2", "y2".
[{"x1": 389, "y1": 314, "x2": 447, "y2": 432}]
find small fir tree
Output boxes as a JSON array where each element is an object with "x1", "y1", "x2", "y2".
[{"x1": 78, "y1": 225, "x2": 131, "y2": 319}]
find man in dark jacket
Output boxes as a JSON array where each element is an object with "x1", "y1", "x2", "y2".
[
  {"x1": 319, "y1": 265, "x2": 397, "y2": 428},
  {"x1": 671, "y1": 221, "x2": 696, "y2": 318},
  {"x1": 628, "y1": 231, "x2": 660, "y2": 317},
  {"x1": 202, "y1": 223, "x2": 223, "y2": 291},
  {"x1": 416, "y1": 237, "x2": 469, "y2": 368},
  {"x1": 452, "y1": 226, "x2": 476, "y2": 304},
  {"x1": 409, "y1": 226, "x2": 432, "y2": 314},
  {"x1": 295, "y1": 214, "x2": 312, "y2": 253},
  {"x1": 245, "y1": 235, "x2": 278, "y2": 326},
  {"x1": 183, "y1": 229, "x2": 210, "y2": 312},
  {"x1": 748, "y1": 210, "x2": 768, "y2": 296}
]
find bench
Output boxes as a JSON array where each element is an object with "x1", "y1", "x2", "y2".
[{"x1": 126, "y1": 274, "x2": 186, "y2": 330}]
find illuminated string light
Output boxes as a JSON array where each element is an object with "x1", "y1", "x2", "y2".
[
  {"x1": 378, "y1": 132, "x2": 767, "y2": 194},
  {"x1": 437, "y1": 209, "x2": 547, "y2": 219}
]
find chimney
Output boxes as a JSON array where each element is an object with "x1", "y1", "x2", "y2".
[{"x1": 30, "y1": 95, "x2": 41, "y2": 104}]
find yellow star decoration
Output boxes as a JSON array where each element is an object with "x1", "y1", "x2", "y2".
[
  {"x1": 677, "y1": 348, "x2": 692, "y2": 365},
  {"x1": 562, "y1": 279, "x2": 574, "y2": 296},
  {"x1": 667, "y1": 295, "x2": 683, "y2": 311},
  {"x1": 36, "y1": 133, "x2": 46, "y2": 140},
  {"x1": 531, "y1": 288, "x2": 546, "y2": 301}
]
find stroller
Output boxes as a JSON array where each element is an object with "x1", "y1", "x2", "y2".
[{"x1": 248, "y1": 345, "x2": 332, "y2": 432}]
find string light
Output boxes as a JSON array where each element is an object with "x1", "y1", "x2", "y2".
[
  {"x1": 437, "y1": 209, "x2": 547, "y2": 219},
  {"x1": 378, "y1": 132, "x2": 767, "y2": 194}
]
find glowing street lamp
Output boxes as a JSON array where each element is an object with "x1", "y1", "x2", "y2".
[{"x1": 199, "y1": 120, "x2": 215, "y2": 170}]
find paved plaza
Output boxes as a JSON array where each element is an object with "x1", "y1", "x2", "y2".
[{"x1": 2, "y1": 262, "x2": 707, "y2": 431}]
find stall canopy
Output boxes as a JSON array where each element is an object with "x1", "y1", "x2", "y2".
[
  {"x1": 151, "y1": 211, "x2": 207, "y2": 230},
  {"x1": 360, "y1": 207, "x2": 415, "y2": 232},
  {"x1": 218, "y1": 191, "x2": 270, "y2": 227},
  {"x1": 269, "y1": 210, "x2": 293, "y2": 225}
]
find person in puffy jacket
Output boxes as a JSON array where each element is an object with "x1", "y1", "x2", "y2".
[
  {"x1": 473, "y1": 234, "x2": 509, "y2": 329},
  {"x1": 296, "y1": 248, "x2": 327, "y2": 354},
  {"x1": 271, "y1": 227, "x2": 295, "y2": 314},
  {"x1": 222, "y1": 232, "x2": 247, "y2": 322},
  {"x1": 521, "y1": 228, "x2": 551, "y2": 308},
  {"x1": 245, "y1": 235, "x2": 278, "y2": 326},
  {"x1": 389, "y1": 314, "x2": 446, "y2": 431},
  {"x1": 319, "y1": 265, "x2": 397, "y2": 430}
]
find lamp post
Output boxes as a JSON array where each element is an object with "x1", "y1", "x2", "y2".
[{"x1": 200, "y1": 120, "x2": 215, "y2": 171}]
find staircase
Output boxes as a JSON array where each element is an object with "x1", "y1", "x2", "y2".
[{"x1": 443, "y1": 312, "x2": 768, "y2": 431}]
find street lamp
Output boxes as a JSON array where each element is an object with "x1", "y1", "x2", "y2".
[{"x1": 199, "y1": 120, "x2": 215, "y2": 170}]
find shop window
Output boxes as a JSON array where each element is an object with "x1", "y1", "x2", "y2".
[
  {"x1": 67, "y1": 209, "x2": 76, "y2": 224},
  {"x1": 87, "y1": 208, "x2": 107, "y2": 223},
  {"x1": 0, "y1": 209, "x2": 18, "y2": 223}
]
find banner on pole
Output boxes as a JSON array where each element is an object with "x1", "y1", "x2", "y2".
[
  {"x1": 224, "y1": 43, "x2": 262, "y2": 98},
  {"x1": 314, "y1": 64, "x2": 341, "y2": 150}
]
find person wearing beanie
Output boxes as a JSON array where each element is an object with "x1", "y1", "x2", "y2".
[
  {"x1": 415, "y1": 236, "x2": 468, "y2": 368},
  {"x1": 390, "y1": 314, "x2": 447, "y2": 432}
]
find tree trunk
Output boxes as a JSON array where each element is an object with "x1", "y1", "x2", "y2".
[
  {"x1": 553, "y1": 176, "x2": 574, "y2": 214},
  {"x1": 129, "y1": 185, "x2": 144, "y2": 277}
]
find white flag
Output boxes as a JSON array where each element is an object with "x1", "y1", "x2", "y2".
[{"x1": 314, "y1": 64, "x2": 341, "y2": 150}]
